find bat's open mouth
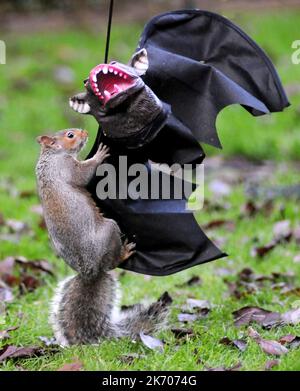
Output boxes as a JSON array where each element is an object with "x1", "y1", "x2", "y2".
[{"x1": 89, "y1": 64, "x2": 137, "y2": 106}]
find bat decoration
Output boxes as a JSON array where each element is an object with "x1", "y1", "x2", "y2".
[{"x1": 69, "y1": 9, "x2": 289, "y2": 276}]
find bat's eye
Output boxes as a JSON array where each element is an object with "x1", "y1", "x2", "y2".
[
  {"x1": 110, "y1": 61, "x2": 117, "y2": 64},
  {"x1": 83, "y1": 78, "x2": 88, "y2": 86},
  {"x1": 66, "y1": 131, "x2": 74, "y2": 139}
]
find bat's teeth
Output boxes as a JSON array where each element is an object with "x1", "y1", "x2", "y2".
[
  {"x1": 92, "y1": 74, "x2": 97, "y2": 82},
  {"x1": 109, "y1": 67, "x2": 113, "y2": 73},
  {"x1": 82, "y1": 103, "x2": 90, "y2": 113},
  {"x1": 104, "y1": 90, "x2": 111, "y2": 98},
  {"x1": 123, "y1": 75, "x2": 127, "y2": 79},
  {"x1": 73, "y1": 101, "x2": 79, "y2": 111},
  {"x1": 114, "y1": 70, "x2": 118, "y2": 75},
  {"x1": 69, "y1": 99, "x2": 74, "y2": 108},
  {"x1": 103, "y1": 66, "x2": 108, "y2": 74},
  {"x1": 118, "y1": 72, "x2": 123, "y2": 77},
  {"x1": 78, "y1": 102, "x2": 90, "y2": 114},
  {"x1": 114, "y1": 84, "x2": 122, "y2": 93},
  {"x1": 77, "y1": 103, "x2": 83, "y2": 113}
]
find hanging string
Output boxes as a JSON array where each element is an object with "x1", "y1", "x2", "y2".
[{"x1": 104, "y1": 0, "x2": 114, "y2": 63}]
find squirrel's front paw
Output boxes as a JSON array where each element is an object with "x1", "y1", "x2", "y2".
[
  {"x1": 121, "y1": 240, "x2": 136, "y2": 262},
  {"x1": 95, "y1": 143, "x2": 110, "y2": 163}
]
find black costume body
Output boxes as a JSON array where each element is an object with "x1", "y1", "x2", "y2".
[{"x1": 87, "y1": 10, "x2": 289, "y2": 276}]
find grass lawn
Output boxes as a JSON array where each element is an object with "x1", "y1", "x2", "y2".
[{"x1": 0, "y1": 10, "x2": 300, "y2": 371}]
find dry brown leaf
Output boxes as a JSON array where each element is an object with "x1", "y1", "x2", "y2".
[{"x1": 57, "y1": 358, "x2": 83, "y2": 371}]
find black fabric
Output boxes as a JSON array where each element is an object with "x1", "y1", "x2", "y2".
[
  {"x1": 138, "y1": 10, "x2": 290, "y2": 147},
  {"x1": 87, "y1": 9, "x2": 289, "y2": 276}
]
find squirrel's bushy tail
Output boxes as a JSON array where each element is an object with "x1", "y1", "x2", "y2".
[
  {"x1": 115, "y1": 292, "x2": 172, "y2": 338},
  {"x1": 50, "y1": 273, "x2": 171, "y2": 346}
]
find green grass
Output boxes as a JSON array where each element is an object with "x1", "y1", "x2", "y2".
[{"x1": 0, "y1": 10, "x2": 300, "y2": 371}]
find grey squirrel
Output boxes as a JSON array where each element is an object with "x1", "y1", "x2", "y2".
[{"x1": 36, "y1": 129, "x2": 170, "y2": 346}]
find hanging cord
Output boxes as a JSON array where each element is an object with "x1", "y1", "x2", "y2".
[{"x1": 104, "y1": 0, "x2": 114, "y2": 63}]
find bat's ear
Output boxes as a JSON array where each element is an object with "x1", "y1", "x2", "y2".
[{"x1": 130, "y1": 48, "x2": 149, "y2": 76}]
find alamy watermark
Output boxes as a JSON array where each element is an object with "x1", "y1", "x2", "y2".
[
  {"x1": 292, "y1": 40, "x2": 300, "y2": 65},
  {"x1": 95, "y1": 157, "x2": 205, "y2": 211},
  {"x1": 0, "y1": 40, "x2": 6, "y2": 64}
]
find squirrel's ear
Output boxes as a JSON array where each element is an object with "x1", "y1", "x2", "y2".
[
  {"x1": 130, "y1": 48, "x2": 149, "y2": 76},
  {"x1": 36, "y1": 135, "x2": 55, "y2": 147}
]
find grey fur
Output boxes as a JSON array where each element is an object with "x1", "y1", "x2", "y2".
[
  {"x1": 50, "y1": 274, "x2": 170, "y2": 345},
  {"x1": 36, "y1": 129, "x2": 169, "y2": 346}
]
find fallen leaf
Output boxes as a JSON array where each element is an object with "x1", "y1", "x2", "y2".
[
  {"x1": 258, "y1": 339, "x2": 288, "y2": 356},
  {"x1": 0, "y1": 281, "x2": 14, "y2": 302},
  {"x1": 0, "y1": 345, "x2": 41, "y2": 362},
  {"x1": 119, "y1": 353, "x2": 146, "y2": 364},
  {"x1": 265, "y1": 359, "x2": 280, "y2": 370},
  {"x1": 282, "y1": 307, "x2": 300, "y2": 325},
  {"x1": 30, "y1": 205, "x2": 43, "y2": 216},
  {"x1": 139, "y1": 332, "x2": 164, "y2": 352},
  {"x1": 20, "y1": 274, "x2": 41, "y2": 293},
  {"x1": 6, "y1": 219, "x2": 31, "y2": 236},
  {"x1": 224, "y1": 280, "x2": 252, "y2": 299},
  {"x1": 206, "y1": 362, "x2": 242, "y2": 371},
  {"x1": 279, "y1": 334, "x2": 298, "y2": 345},
  {"x1": 57, "y1": 358, "x2": 83, "y2": 371},
  {"x1": 178, "y1": 313, "x2": 198, "y2": 323},
  {"x1": 251, "y1": 241, "x2": 277, "y2": 258},
  {"x1": 241, "y1": 200, "x2": 274, "y2": 218},
  {"x1": 176, "y1": 275, "x2": 202, "y2": 287},
  {"x1": 293, "y1": 254, "x2": 300, "y2": 263},
  {"x1": 0, "y1": 326, "x2": 18, "y2": 340},
  {"x1": 273, "y1": 220, "x2": 292, "y2": 241},
  {"x1": 241, "y1": 200, "x2": 258, "y2": 217},
  {"x1": 38, "y1": 217, "x2": 47, "y2": 230},
  {"x1": 185, "y1": 298, "x2": 211, "y2": 310},
  {"x1": 203, "y1": 219, "x2": 235, "y2": 231},
  {"x1": 19, "y1": 190, "x2": 36, "y2": 199},
  {"x1": 171, "y1": 328, "x2": 194, "y2": 339},
  {"x1": 0, "y1": 213, "x2": 5, "y2": 226},
  {"x1": 233, "y1": 306, "x2": 282, "y2": 328},
  {"x1": 219, "y1": 337, "x2": 247, "y2": 352},
  {"x1": 15, "y1": 257, "x2": 54, "y2": 276},
  {"x1": 248, "y1": 327, "x2": 289, "y2": 356},
  {"x1": 215, "y1": 267, "x2": 234, "y2": 277},
  {"x1": 293, "y1": 226, "x2": 300, "y2": 244},
  {"x1": 280, "y1": 287, "x2": 300, "y2": 296},
  {"x1": 0, "y1": 257, "x2": 15, "y2": 277},
  {"x1": 238, "y1": 267, "x2": 255, "y2": 282},
  {"x1": 209, "y1": 180, "x2": 231, "y2": 197},
  {"x1": 288, "y1": 337, "x2": 300, "y2": 349}
]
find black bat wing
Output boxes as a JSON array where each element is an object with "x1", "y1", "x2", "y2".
[
  {"x1": 87, "y1": 138, "x2": 226, "y2": 276},
  {"x1": 137, "y1": 9, "x2": 290, "y2": 148}
]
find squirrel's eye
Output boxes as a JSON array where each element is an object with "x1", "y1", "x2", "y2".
[{"x1": 67, "y1": 132, "x2": 74, "y2": 139}]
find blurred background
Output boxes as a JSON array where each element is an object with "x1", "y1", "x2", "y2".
[
  {"x1": 0, "y1": 1, "x2": 300, "y2": 372},
  {"x1": 0, "y1": 0, "x2": 300, "y2": 177}
]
